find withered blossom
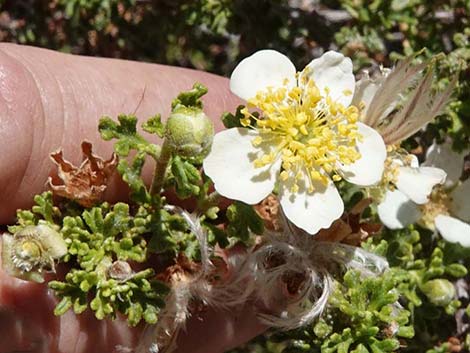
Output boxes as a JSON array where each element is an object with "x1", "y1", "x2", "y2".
[{"x1": 47, "y1": 141, "x2": 118, "y2": 207}]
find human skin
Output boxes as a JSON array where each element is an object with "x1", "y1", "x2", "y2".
[{"x1": 0, "y1": 44, "x2": 265, "y2": 353}]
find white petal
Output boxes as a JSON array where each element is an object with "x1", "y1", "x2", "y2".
[
  {"x1": 435, "y1": 215, "x2": 470, "y2": 247},
  {"x1": 408, "y1": 154, "x2": 420, "y2": 168},
  {"x1": 377, "y1": 189, "x2": 421, "y2": 229},
  {"x1": 352, "y1": 70, "x2": 390, "y2": 118},
  {"x1": 230, "y1": 50, "x2": 296, "y2": 101},
  {"x1": 203, "y1": 128, "x2": 281, "y2": 204},
  {"x1": 451, "y1": 180, "x2": 470, "y2": 222},
  {"x1": 338, "y1": 122, "x2": 386, "y2": 186},
  {"x1": 396, "y1": 166, "x2": 447, "y2": 204},
  {"x1": 303, "y1": 50, "x2": 355, "y2": 107},
  {"x1": 424, "y1": 141, "x2": 465, "y2": 187},
  {"x1": 279, "y1": 177, "x2": 344, "y2": 235}
]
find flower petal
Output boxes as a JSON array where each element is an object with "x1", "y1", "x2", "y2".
[
  {"x1": 279, "y1": 176, "x2": 344, "y2": 235},
  {"x1": 435, "y1": 215, "x2": 470, "y2": 248},
  {"x1": 338, "y1": 122, "x2": 386, "y2": 186},
  {"x1": 423, "y1": 141, "x2": 465, "y2": 187},
  {"x1": 396, "y1": 165, "x2": 447, "y2": 205},
  {"x1": 377, "y1": 189, "x2": 421, "y2": 229},
  {"x1": 352, "y1": 69, "x2": 391, "y2": 122},
  {"x1": 451, "y1": 179, "x2": 470, "y2": 222},
  {"x1": 203, "y1": 128, "x2": 281, "y2": 204},
  {"x1": 230, "y1": 50, "x2": 296, "y2": 101},
  {"x1": 303, "y1": 51, "x2": 355, "y2": 107}
]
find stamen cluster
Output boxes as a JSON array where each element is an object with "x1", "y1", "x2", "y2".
[
  {"x1": 420, "y1": 187, "x2": 451, "y2": 229},
  {"x1": 240, "y1": 77, "x2": 361, "y2": 193}
]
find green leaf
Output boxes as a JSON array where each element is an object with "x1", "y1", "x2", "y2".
[
  {"x1": 170, "y1": 155, "x2": 201, "y2": 199},
  {"x1": 226, "y1": 201, "x2": 264, "y2": 243},
  {"x1": 73, "y1": 295, "x2": 88, "y2": 314},
  {"x1": 32, "y1": 192, "x2": 60, "y2": 223},
  {"x1": 221, "y1": 105, "x2": 260, "y2": 129},
  {"x1": 99, "y1": 114, "x2": 160, "y2": 158},
  {"x1": 127, "y1": 302, "x2": 143, "y2": 326},
  {"x1": 142, "y1": 114, "x2": 165, "y2": 137},
  {"x1": 445, "y1": 263, "x2": 467, "y2": 277},
  {"x1": 171, "y1": 82, "x2": 208, "y2": 109},
  {"x1": 204, "y1": 223, "x2": 229, "y2": 248},
  {"x1": 82, "y1": 207, "x2": 104, "y2": 234},
  {"x1": 117, "y1": 154, "x2": 151, "y2": 203},
  {"x1": 54, "y1": 297, "x2": 73, "y2": 316},
  {"x1": 143, "y1": 304, "x2": 159, "y2": 324},
  {"x1": 103, "y1": 203, "x2": 131, "y2": 237}
]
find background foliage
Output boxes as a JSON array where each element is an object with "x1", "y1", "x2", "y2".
[
  {"x1": 1, "y1": 0, "x2": 469, "y2": 352},
  {"x1": 0, "y1": 0, "x2": 468, "y2": 148}
]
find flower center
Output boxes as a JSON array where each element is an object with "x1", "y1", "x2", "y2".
[
  {"x1": 241, "y1": 76, "x2": 361, "y2": 193},
  {"x1": 11, "y1": 239, "x2": 43, "y2": 272},
  {"x1": 419, "y1": 187, "x2": 451, "y2": 229}
]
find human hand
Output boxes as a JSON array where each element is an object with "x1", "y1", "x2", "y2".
[{"x1": 0, "y1": 43, "x2": 266, "y2": 353}]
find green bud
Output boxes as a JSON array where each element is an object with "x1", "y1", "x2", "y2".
[
  {"x1": 165, "y1": 105, "x2": 214, "y2": 161},
  {"x1": 421, "y1": 279, "x2": 456, "y2": 306}
]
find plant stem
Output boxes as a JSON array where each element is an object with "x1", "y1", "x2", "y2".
[{"x1": 150, "y1": 140, "x2": 172, "y2": 196}]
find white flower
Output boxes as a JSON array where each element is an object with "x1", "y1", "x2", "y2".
[
  {"x1": 352, "y1": 57, "x2": 460, "y2": 238},
  {"x1": 203, "y1": 50, "x2": 386, "y2": 234},
  {"x1": 377, "y1": 141, "x2": 470, "y2": 247}
]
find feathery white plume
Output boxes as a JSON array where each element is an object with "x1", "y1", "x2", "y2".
[{"x1": 355, "y1": 56, "x2": 456, "y2": 145}]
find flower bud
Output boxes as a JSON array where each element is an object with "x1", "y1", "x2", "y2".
[
  {"x1": 165, "y1": 105, "x2": 214, "y2": 161},
  {"x1": 421, "y1": 278, "x2": 455, "y2": 306}
]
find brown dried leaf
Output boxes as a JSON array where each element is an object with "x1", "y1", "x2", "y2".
[
  {"x1": 316, "y1": 198, "x2": 382, "y2": 246},
  {"x1": 47, "y1": 141, "x2": 118, "y2": 207},
  {"x1": 254, "y1": 194, "x2": 281, "y2": 231},
  {"x1": 156, "y1": 253, "x2": 202, "y2": 284}
]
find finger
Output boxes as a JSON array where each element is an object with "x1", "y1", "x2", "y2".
[
  {"x1": 0, "y1": 43, "x2": 242, "y2": 224},
  {"x1": 174, "y1": 304, "x2": 266, "y2": 353}
]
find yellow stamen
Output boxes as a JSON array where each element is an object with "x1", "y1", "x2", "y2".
[
  {"x1": 244, "y1": 75, "x2": 362, "y2": 193},
  {"x1": 420, "y1": 187, "x2": 451, "y2": 230}
]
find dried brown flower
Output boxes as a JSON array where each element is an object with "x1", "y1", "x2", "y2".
[{"x1": 47, "y1": 141, "x2": 118, "y2": 207}]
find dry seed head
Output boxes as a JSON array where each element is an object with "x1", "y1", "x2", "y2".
[{"x1": 2, "y1": 225, "x2": 67, "y2": 282}]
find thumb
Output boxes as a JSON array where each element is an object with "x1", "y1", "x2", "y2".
[{"x1": 0, "y1": 43, "x2": 242, "y2": 224}]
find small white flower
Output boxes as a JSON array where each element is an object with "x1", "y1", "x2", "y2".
[
  {"x1": 203, "y1": 50, "x2": 386, "y2": 234},
  {"x1": 378, "y1": 142, "x2": 470, "y2": 247},
  {"x1": 352, "y1": 58, "x2": 460, "y2": 237}
]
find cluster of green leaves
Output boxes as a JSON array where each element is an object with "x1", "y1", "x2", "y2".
[
  {"x1": 362, "y1": 227, "x2": 469, "y2": 352},
  {"x1": 335, "y1": 0, "x2": 469, "y2": 151},
  {"x1": 10, "y1": 193, "x2": 168, "y2": 326},
  {"x1": 271, "y1": 269, "x2": 414, "y2": 353}
]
